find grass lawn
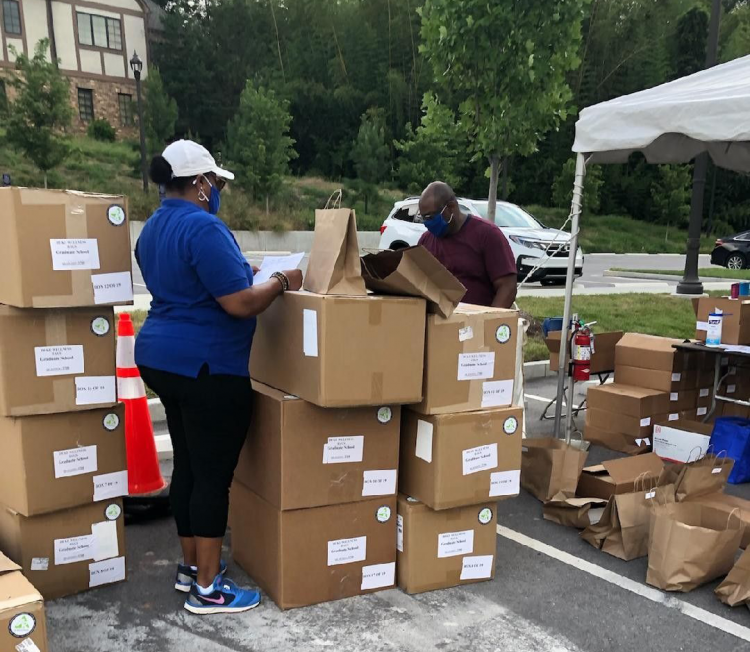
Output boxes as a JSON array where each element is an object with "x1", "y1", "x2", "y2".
[{"x1": 611, "y1": 267, "x2": 750, "y2": 280}]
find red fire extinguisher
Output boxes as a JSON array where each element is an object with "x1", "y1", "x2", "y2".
[{"x1": 571, "y1": 322, "x2": 595, "y2": 382}]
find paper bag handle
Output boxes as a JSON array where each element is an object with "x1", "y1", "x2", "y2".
[
  {"x1": 634, "y1": 472, "x2": 656, "y2": 493},
  {"x1": 726, "y1": 508, "x2": 741, "y2": 529},
  {"x1": 324, "y1": 189, "x2": 343, "y2": 210},
  {"x1": 685, "y1": 446, "x2": 706, "y2": 464}
]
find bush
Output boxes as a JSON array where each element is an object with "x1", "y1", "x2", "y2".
[{"x1": 87, "y1": 119, "x2": 116, "y2": 142}]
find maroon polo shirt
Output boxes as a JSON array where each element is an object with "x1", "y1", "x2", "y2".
[{"x1": 419, "y1": 215, "x2": 517, "y2": 306}]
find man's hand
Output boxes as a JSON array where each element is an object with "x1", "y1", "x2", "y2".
[
  {"x1": 283, "y1": 269, "x2": 303, "y2": 291},
  {"x1": 491, "y1": 274, "x2": 518, "y2": 309}
]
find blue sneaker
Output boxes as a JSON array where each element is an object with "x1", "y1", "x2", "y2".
[
  {"x1": 174, "y1": 561, "x2": 227, "y2": 593},
  {"x1": 184, "y1": 576, "x2": 261, "y2": 615}
]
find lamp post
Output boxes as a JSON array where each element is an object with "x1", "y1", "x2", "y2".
[{"x1": 129, "y1": 51, "x2": 148, "y2": 192}]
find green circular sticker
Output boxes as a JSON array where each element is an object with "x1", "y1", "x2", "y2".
[
  {"x1": 91, "y1": 317, "x2": 111, "y2": 337},
  {"x1": 9, "y1": 613, "x2": 36, "y2": 638},
  {"x1": 377, "y1": 407, "x2": 393, "y2": 424},
  {"x1": 503, "y1": 416, "x2": 519, "y2": 435},
  {"x1": 107, "y1": 204, "x2": 126, "y2": 226},
  {"x1": 496, "y1": 324, "x2": 511, "y2": 344},
  {"x1": 376, "y1": 505, "x2": 392, "y2": 523},
  {"x1": 105, "y1": 503, "x2": 122, "y2": 521},
  {"x1": 478, "y1": 508, "x2": 493, "y2": 525},
  {"x1": 103, "y1": 412, "x2": 120, "y2": 431}
]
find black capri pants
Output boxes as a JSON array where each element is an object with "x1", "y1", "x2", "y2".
[{"x1": 139, "y1": 365, "x2": 252, "y2": 538}]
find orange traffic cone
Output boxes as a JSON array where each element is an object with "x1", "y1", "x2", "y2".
[{"x1": 117, "y1": 313, "x2": 167, "y2": 495}]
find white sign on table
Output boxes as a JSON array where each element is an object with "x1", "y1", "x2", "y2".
[{"x1": 253, "y1": 253, "x2": 305, "y2": 285}]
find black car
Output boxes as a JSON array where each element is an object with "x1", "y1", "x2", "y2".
[{"x1": 711, "y1": 231, "x2": 750, "y2": 270}]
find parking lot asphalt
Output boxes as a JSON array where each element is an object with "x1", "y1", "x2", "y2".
[{"x1": 46, "y1": 374, "x2": 750, "y2": 652}]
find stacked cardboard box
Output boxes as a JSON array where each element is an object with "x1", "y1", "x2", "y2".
[
  {"x1": 0, "y1": 551, "x2": 48, "y2": 652},
  {"x1": 235, "y1": 291, "x2": 426, "y2": 609},
  {"x1": 0, "y1": 188, "x2": 133, "y2": 600},
  {"x1": 694, "y1": 296, "x2": 750, "y2": 345},
  {"x1": 398, "y1": 305, "x2": 523, "y2": 594}
]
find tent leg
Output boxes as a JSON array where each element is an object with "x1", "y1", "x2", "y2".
[{"x1": 553, "y1": 153, "x2": 586, "y2": 443}]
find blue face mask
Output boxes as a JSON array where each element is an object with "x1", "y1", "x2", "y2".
[
  {"x1": 424, "y1": 211, "x2": 450, "y2": 238},
  {"x1": 208, "y1": 183, "x2": 221, "y2": 215}
]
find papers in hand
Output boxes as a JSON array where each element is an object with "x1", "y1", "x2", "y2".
[{"x1": 253, "y1": 252, "x2": 305, "y2": 285}]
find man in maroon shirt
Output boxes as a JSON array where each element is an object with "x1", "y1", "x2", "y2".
[{"x1": 417, "y1": 181, "x2": 518, "y2": 308}]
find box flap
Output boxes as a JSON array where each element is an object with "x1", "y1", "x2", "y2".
[
  {"x1": 601, "y1": 453, "x2": 663, "y2": 484},
  {"x1": 581, "y1": 464, "x2": 607, "y2": 476},
  {"x1": 251, "y1": 379, "x2": 299, "y2": 402},
  {"x1": 617, "y1": 332, "x2": 683, "y2": 354},
  {"x1": 0, "y1": 571, "x2": 43, "y2": 610},
  {"x1": 0, "y1": 551, "x2": 20, "y2": 575},
  {"x1": 592, "y1": 384, "x2": 665, "y2": 400}
]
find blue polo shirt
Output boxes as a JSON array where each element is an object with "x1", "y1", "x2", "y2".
[{"x1": 134, "y1": 199, "x2": 255, "y2": 378}]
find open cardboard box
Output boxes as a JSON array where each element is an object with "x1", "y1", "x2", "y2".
[
  {"x1": 576, "y1": 452, "x2": 664, "y2": 500},
  {"x1": 693, "y1": 296, "x2": 750, "y2": 345},
  {"x1": 546, "y1": 331, "x2": 622, "y2": 375}
]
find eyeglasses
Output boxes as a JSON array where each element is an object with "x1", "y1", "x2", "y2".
[
  {"x1": 211, "y1": 175, "x2": 227, "y2": 191},
  {"x1": 415, "y1": 203, "x2": 447, "y2": 223}
]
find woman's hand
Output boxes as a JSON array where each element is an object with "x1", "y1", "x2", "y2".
[
  {"x1": 283, "y1": 269, "x2": 303, "y2": 291},
  {"x1": 252, "y1": 265, "x2": 261, "y2": 274}
]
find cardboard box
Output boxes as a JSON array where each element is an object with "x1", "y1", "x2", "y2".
[
  {"x1": 399, "y1": 406, "x2": 522, "y2": 510},
  {"x1": 397, "y1": 495, "x2": 497, "y2": 594},
  {"x1": 652, "y1": 419, "x2": 714, "y2": 463},
  {"x1": 614, "y1": 365, "x2": 698, "y2": 393},
  {"x1": 250, "y1": 291, "x2": 426, "y2": 407},
  {"x1": 586, "y1": 383, "x2": 670, "y2": 418},
  {"x1": 667, "y1": 389, "x2": 699, "y2": 412},
  {"x1": 0, "y1": 552, "x2": 48, "y2": 652},
  {"x1": 230, "y1": 482, "x2": 396, "y2": 610},
  {"x1": 234, "y1": 382, "x2": 400, "y2": 510},
  {"x1": 694, "y1": 297, "x2": 750, "y2": 345},
  {"x1": 0, "y1": 188, "x2": 133, "y2": 308},
  {"x1": 0, "y1": 405, "x2": 126, "y2": 516},
  {"x1": 615, "y1": 333, "x2": 692, "y2": 371},
  {"x1": 586, "y1": 408, "x2": 664, "y2": 439},
  {"x1": 413, "y1": 304, "x2": 518, "y2": 415},
  {"x1": 547, "y1": 331, "x2": 623, "y2": 374},
  {"x1": 0, "y1": 306, "x2": 116, "y2": 417},
  {"x1": 0, "y1": 498, "x2": 126, "y2": 600},
  {"x1": 577, "y1": 453, "x2": 664, "y2": 500},
  {"x1": 583, "y1": 423, "x2": 653, "y2": 455},
  {"x1": 685, "y1": 492, "x2": 750, "y2": 548}
]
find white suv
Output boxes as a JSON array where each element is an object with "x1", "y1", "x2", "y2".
[{"x1": 378, "y1": 198, "x2": 584, "y2": 285}]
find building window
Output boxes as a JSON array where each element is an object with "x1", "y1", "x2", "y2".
[
  {"x1": 118, "y1": 93, "x2": 134, "y2": 126},
  {"x1": 77, "y1": 88, "x2": 94, "y2": 122},
  {"x1": 2, "y1": 0, "x2": 22, "y2": 35},
  {"x1": 76, "y1": 12, "x2": 123, "y2": 50}
]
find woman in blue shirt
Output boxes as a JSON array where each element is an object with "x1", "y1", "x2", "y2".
[{"x1": 135, "y1": 140, "x2": 302, "y2": 615}]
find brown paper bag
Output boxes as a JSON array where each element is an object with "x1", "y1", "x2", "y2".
[
  {"x1": 521, "y1": 438, "x2": 589, "y2": 503},
  {"x1": 581, "y1": 480, "x2": 676, "y2": 561},
  {"x1": 360, "y1": 246, "x2": 466, "y2": 318},
  {"x1": 543, "y1": 492, "x2": 607, "y2": 529},
  {"x1": 715, "y1": 547, "x2": 750, "y2": 607},
  {"x1": 659, "y1": 452, "x2": 735, "y2": 503},
  {"x1": 647, "y1": 503, "x2": 743, "y2": 592},
  {"x1": 304, "y1": 206, "x2": 367, "y2": 296}
]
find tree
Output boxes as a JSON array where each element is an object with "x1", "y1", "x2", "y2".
[
  {"x1": 673, "y1": 6, "x2": 709, "y2": 78},
  {"x1": 144, "y1": 66, "x2": 178, "y2": 156},
  {"x1": 552, "y1": 159, "x2": 603, "y2": 214},
  {"x1": 395, "y1": 92, "x2": 465, "y2": 193},
  {"x1": 226, "y1": 82, "x2": 297, "y2": 213},
  {"x1": 349, "y1": 109, "x2": 390, "y2": 213},
  {"x1": 651, "y1": 165, "x2": 691, "y2": 243},
  {"x1": 5, "y1": 40, "x2": 72, "y2": 188},
  {"x1": 419, "y1": 0, "x2": 587, "y2": 220}
]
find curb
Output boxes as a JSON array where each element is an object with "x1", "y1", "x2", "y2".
[{"x1": 603, "y1": 269, "x2": 745, "y2": 283}]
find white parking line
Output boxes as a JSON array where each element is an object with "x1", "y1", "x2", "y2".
[{"x1": 497, "y1": 524, "x2": 750, "y2": 644}]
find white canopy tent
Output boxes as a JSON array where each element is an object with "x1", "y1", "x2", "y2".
[{"x1": 554, "y1": 54, "x2": 750, "y2": 441}]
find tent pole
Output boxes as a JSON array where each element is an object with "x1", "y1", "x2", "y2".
[{"x1": 554, "y1": 152, "x2": 586, "y2": 442}]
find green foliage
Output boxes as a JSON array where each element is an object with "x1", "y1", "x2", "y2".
[
  {"x1": 87, "y1": 119, "x2": 116, "y2": 142},
  {"x1": 4, "y1": 40, "x2": 73, "y2": 186},
  {"x1": 143, "y1": 67, "x2": 178, "y2": 156},
  {"x1": 551, "y1": 159, "x2": 603, "y2": 214},
  {"x1": 673, "y1": 6, "x2": 709, "y2": 77},
  {"x1": 351, "y1": 109, "x2": 390, "y2": 185},
  {"x1": 226, "y1": 82, "x2": 297, "y2": 207},
  {"x1": 651, "y1": 165, "x2": 692, "y2": 241}
]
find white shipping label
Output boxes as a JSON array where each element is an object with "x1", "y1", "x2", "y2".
[
  {"x1": 437, "y1": 530, "x2": 475, "y2": 558},
  {"x1": 713, "y1": 467, "x2": 723, "y2": 474},
  {"x1": 91, "y1": 521, "x2": 119, "y2": 562},
  {"x1": 728, "y1": 384, "x2": 737, "y2": 394},
  {"x1": 640, "y1": 417, "x2": 652, "y2": 427},
  {"x1": 30, "y1": 558, "x2": 48, "y2": 571},
  {"x1": 645, "y1": 490, "x2": 656, "y2": 500},
  {"x1": 481, "y1": 380, "x2": 514, "y2": 408},
  {"x1": 645, "y1": 438, "x2": 651, "y2": 446},
  {"x1": 92, "y1": 271, "x2": 134, "y2": 305},
  {"x1": 696, "y1": 321, "x2": 709, "y2": 332},
  {"x1": 327, "y1": 536, "x2": 367, "y2": 566},
  {"x1": 76, "y1": 376, "x2": 116, "y2": 406},
  {"x1": 460, "y1": 555, "x2": 494, "y2": 581},
  {"x1": 34, "y1": 345, "x2": 84, "y2": 377},
  {"x1": 397, "y1": 514, "x2": 404, "y2": 552},
  {"x1": 462, "y1": 443, "x2": 498, "y2": 476},
  {"x1": 457, "y1": 352, "x2": 496, "y2": 381},
  {"x1": 16, "y1": 639, "x2": 42, "y2": 652},
  {"x1": 54, "y1": 534, "x2": 95, "y2": 565},
  {"x1": 489, "y1": 470, "x2": 520, "y2": 497},
  {"x1": 93, "y1": 470, "x2": 128, "y2": 501},
  {"x1": 415, "y1": 420, "x2": 434, "y2": 463},
  {"x1": 458, "y1": 326, "x2": 474, "y2": 342},
  {"x1": 700, "y1": 388, "x2": 710, "y2": 398},
  {"x1": 322, "y1": 436, "x2": 364, "y2": 464},
  {"x1": 360, "y1": 562, "x2": 395, "y2": 591},
  {"x1": 669, "y1": 413, "x2": 679, "y2": 421},
  {"x1": 50, "y1": 238, "x2": 100, "y2": 271},
  {"x1": 671, "y1": 373, "x2": 682, "y2": 382},
  {"x1": 362, "y1": 469, "x2": 397, "y2": 496},
  {"x1": 636, "y1": 438, "x2": 643, "y2": 447},
  {"x1": 670, "y1": 392, "x2": 679, "y2": 401},
  {"x1": 697, "y1": 407, "x2": 708, "y2": 416},
  {"x1": 303, "y1": 309, "x2": 319, "y2": 357},
  {"x1": 89, "y1": 556, "x2": 126, "y2": 588},
  {"x1": 53, "y1": 445, "x2": 98, "y2": 479}
]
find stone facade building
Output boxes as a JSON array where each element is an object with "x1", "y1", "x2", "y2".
[{"x1": 0, "y1": 0, "x2": 162, "y2": 138}]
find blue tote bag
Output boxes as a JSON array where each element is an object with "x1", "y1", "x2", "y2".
[{"x1": 710, "y1": 417, "x2": 750, "y2": 484}]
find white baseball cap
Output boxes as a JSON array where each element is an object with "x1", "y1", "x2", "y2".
[{"x1": 162, "y1": 139, "x2": 235, "y2": 180}]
